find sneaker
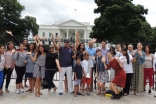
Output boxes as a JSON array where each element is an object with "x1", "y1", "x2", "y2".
[
  {"x1": 20, "y1": 88, "x2": 24, "y2": 93},
  {"x1": 59, "y1": 92, "x2": 63, "y2": 95},
  {"x1": 148, "y1": 90, "x2": 151, "y2": 93},
  {"x1": 15, "y1": 89, "x2": 20, "y2": 94}
]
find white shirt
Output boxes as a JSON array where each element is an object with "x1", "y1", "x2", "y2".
[
  {"x1": 153, "y1": 52, "x2": 156, "y2": 70},
  {"x1": 119, "y1": 55, "x2": 133, "y2": 73},
  {"x1": 0, "y1": 55, "x2": 5, "y2": 71},
  {"x1": 81, "y1": 60, "x2": 93, "y2": 75}
]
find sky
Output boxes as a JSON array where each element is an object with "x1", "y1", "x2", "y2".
[{"x1": 19, "y1": 0, "x2": 156, "y2": 27}]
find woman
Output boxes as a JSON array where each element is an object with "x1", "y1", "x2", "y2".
[
  {"x1": 119, "y1": 48, "x2": 133, "y2": 96},
  {"x1": 116, "y1": 44, "x2": 122, "y2": 57},
  {"x1": 12, "y1": 43, "x2": 28, "y2": 94},
  {"x1": 102, "y1": 51, "x2": 126, "y2": 99},
  {"x1": 25, "y1": 40, "x2": 38, "y2": 93},
  {"x1": 0, "y1": 45, "x2": 6, "y2": 95},
  {"x1": 6, "y1": 30, "x2": 29, "y2": 88},
  {"x1": 29, "y1": 45, "x2": 46, "y2": 97},
  {"x1": 45, "y1": 44, "x2": 61, "y2": 93},
  {"x1": 143, "y1": 45, "x2": 153, "y2": 93},
  {"x1": 76, "y1": 43, "x2": 85, "y2": 61},
  {"x1": 0, "y1": 41, "x2": 15, "y2": 93},
  {"x1": 131, "y1": 42, "x2": 145, "y2": 95},
  {"x1": 93, "y1": 49, "x2": 109, "y2": 95}
]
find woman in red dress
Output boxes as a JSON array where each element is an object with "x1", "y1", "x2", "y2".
[{"x1": 102, "y1": 51, "x2": 126, "y2": 99}]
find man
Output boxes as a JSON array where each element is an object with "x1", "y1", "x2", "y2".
[
  {"x1": 127, "y1": 44, "x2": 134, "y2": 55},
  {"x1": 52, "y1": 35, "x2": 76, "y2": 95},
  {"x1": 97, "y1": 41, "x2": 108, "y2": 57}
]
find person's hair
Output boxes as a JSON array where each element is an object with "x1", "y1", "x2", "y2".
[
  {"x1": 37, "y1": 45, "x2": 45, "y2": 58},
  {"x1": 144, "y1": 45, "x2": 151, "y2": 54},
  {"x1": 109, "y1": 46, "x2": 116, "y2": 56},
  {"x1": 137, "y1": 42, "x2": 143, "y2": 49},
  {"x1": 122, "y1": 48, "x2": 129, "y2": 64},
  {"x1": 101, "y1": 40, "x2": 107, "y2": 44},
  {"x1": 96, "y1": 49, "x2": 102, "y2": 53},
  {"x1": 76, "y1": 57, "x2": 81, "y2": 61},
  {"x1": 77, "y1": 43, "x2": 85, "y2": 51},
  {"x1": 0, "y1": 44, "x2": 5, "y2": 54},
  {"x1": 83, "y1": 52, "x2": 89, "y2": 56},
  {"x1": 28, "y1": 43, "x2": 36, "y2": 52},
  {"x1": 128, "y1": 44, "x2": 133, "y2": 47},
  {"x1": 6, "y1": 41, "x2": 14, "y2": 52}
]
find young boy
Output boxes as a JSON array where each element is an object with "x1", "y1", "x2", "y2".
[
  {"x1": 81, "y1": 52, "x2": 93, "y2": 96},
  {"x1": 73, "y1": 57, "x2": 83, "y2": 97}
]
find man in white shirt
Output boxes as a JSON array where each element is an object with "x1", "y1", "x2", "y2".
[{"x1": 127, "y1": 44, "x2": 134, "y2": 55}]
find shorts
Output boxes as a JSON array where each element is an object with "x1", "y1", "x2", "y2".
[
  {"x1": 74, "y1": 79, "x2": 81, "y2": 85},
  {"x1": 82, "y1": 76, "x2": 92, "y2": 84}
]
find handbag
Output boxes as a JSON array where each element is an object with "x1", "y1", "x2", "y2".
[
  {"x1": 94, "y1": 56, "x2": 99, "y2": 79},
  {"x1": 41, "y1": 78, "x2": 49, "y2": 90}
]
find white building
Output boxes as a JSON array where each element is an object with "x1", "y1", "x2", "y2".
[{"x1": 38, "y1": 19, "x2": 93, "y2": 40}]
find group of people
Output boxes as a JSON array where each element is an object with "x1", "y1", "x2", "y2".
[{"x1": 0, "y1": 30, "x2": 155, "y2": 99}]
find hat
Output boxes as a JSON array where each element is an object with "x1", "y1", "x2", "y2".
[{"x1": 64, "y1": 39, "x2": 70, "y2": 43}]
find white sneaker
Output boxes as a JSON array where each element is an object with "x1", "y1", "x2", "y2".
[
  {"x1": 20, "y1": 88, "x2": 24, "y2": 93},
  {"x1": 15, "y1": 89, "x2": 20, "y2": 94}
]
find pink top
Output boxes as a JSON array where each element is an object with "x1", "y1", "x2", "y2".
[{"x1": 5, "y1": 51, "x2": 14, "y2": 68}]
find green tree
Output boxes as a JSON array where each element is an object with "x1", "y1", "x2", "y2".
[
  {"x1": 90, "y1": 0, "x2": 149, "y2": 42},
  {"x1": 0, "y1": 0, "x2": 39, "y2": 44}
]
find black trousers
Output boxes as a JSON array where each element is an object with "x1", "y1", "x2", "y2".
[
  {"x1": 123, "y1": 73, "x2": 133, "y2": 94},
  {"x1": 45, "y1": 70, "x2": 56, "y2": 90},
  {"x1": 0, "y1": 68, "x2": 13, "y2": 89},
  {"x1": 15, "y1": 66, "x2": 26, "y2": 84}
]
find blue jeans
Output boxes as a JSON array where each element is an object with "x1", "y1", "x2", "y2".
[
  {"x1": 45, "y1": 70, "x2": 56, "y2": 90},
  {"x1": 0, "y1": 71, "x2": 4, "y2": 87}
]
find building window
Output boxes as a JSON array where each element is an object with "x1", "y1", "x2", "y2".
[
  {"x1": 65, "y1": 33, "x2": 67, "y2": 38},
  {"x1": 42, "y1": 32, "x2": 45, "y2": 37},
  {"x1": 49, "y1": 33, "x2": 51, "y2": 37},
  {"x1": 81, "y1": 34, "x2": 83, "y2": 38},
  {"x1": 56, "y1": 33, "x2": 58, "y2": 37}
]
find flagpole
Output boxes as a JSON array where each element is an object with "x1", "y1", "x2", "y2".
[{"x1": 75, "y1": 9, "x2": 77, "y2": 20}]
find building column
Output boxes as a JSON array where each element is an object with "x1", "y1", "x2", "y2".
[
  {"x1": 58, "y1": 29, "x2": 60, "y2": 37},
  {"x1": 66, "y1": 29, "x2": 69, "y2": 39},
  {"x1": 84, "y1": 30, "x2": 86, "y2": 39}
]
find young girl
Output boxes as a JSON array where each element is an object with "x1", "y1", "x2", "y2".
[
  {"x1": 81, "y1": 52, "x2": 93, "y2": 96},
  {"x1": 93, "y1": 49, "x2": 109, "y2": 95},
  {"x1": 0, "y1": 45, "x2": 5, "y2": 95},
  {"x1": 29, "y1": 45, "x2": 46, "y2": 97}
]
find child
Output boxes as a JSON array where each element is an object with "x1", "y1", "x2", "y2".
[
  {"x1": 81, "y1": 52, "x2": 93, "y2": 96},
  {"x1": 73, "y1": 57, "x2": 83, "y2": 97}
]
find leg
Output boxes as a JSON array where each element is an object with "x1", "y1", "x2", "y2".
[
  {"x1": 38, "y1": 78, "x2": 42, "y2": 95},
  {"x1": 144, "y1": 69, "x2": 147, "y2": 90},
  {"x1": 74, "y1": 85, "x2": 77, "y2": 97},
  {"x1": 51, "y1": 70, "x2": 56, "y2": 88},
  {"x1": 64, "y1": 74, "x2": 68, "y2": 92},
  {"x1": 97, "y1": 81, "x2": 101, "y2": 95},
  {"x1": 45, "y1": 70, "x2": 52, "y2": 91},
  {"x1": 126, "y1": 73, "x2": 133, "y2": 95},
  {"x1": 66, "y1": 67, "x2": 73, "y2": 93},
  {"x1": 58, "y1": 68, "x2": 66, "y2": 93},
  {"x1": 35, "y1": 77, "x2": 40, "y2": 97},
  {"x1": 5, "y1": 69, "x2": 13, "y2": 92},
  {"x1": 148, "y1": 68, "x2": 153, "y2": 92},
  {"x1": 19, "y1": 67, "x2": 26, "y2": 89},
  {"x1": 0, "y1": 68, "x2": 7, "y2": 90},
  {"x1": 15, "y1": 66, "x2": 21, "y2": 89},
  {"x1": 31, "y1": 78, "x2": 35, "y2": 92}
]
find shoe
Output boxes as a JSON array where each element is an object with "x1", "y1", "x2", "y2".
[
  {"x1": 119, "y1": 91, "x2": 124, "y2": 97},
  {"x1": 148, "y1": 90, "x2": 151, "y2": 93},
  {"x1": 70, "y1": 91, "x2": 74, "y2": 94},
  {"x1": 20, "y1": 88, "x2": 24, "y2": 93},
  {"x1": 144, "y1": 89, "x2": 146, "y2": 91},
  {"x1": 59, "y1": 92, "x2": 63, "y2": 95},
  {"x1": 5, "y1": 89, "x2": 10, "y2": 93},
  {"x1": 82, "y1": 93, "x2": 85, "y2": 96},
  {"x1": 15, "y1": 89, "x2": 20, "y2": 94},
  {"x1": 24, "y1": 84, "x2": 29, "y2": 88},
  {"x1": 76, "y1": 92, "x2": 82, "y2": 95},
  {"x1": 131, "y1": 90, "x2": 135, "y2": 95},
  {"x1": 111, "y1": 94, "x2": 120, "y2": 99},
  {"x1": 25, "y1": 89, "x2": 31, "y2": 92},
  {"x1": 135, "y1": 92, "x2": 140, "y2": 96},
  {"x1": 86, "y1": 92, "x2": 90, "y2": 96}
]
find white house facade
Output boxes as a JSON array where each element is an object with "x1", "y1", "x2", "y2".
[{"x1": 38, "y1": 19, "x2": 93, "y2": 40}]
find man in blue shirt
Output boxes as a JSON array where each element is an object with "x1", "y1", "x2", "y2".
[
  {"x1": 52, "y1": 35, "x2": 76, "y2": 95},
  {"x1": 96, "y1": 41, "x2": 108, "y2": 57}
]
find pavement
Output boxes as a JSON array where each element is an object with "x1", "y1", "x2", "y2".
[{"x1": 0, "y1": 79, "x2": 156, "y2": 104}]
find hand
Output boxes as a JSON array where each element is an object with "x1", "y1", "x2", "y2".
[
  {"x1": 58, "y1": 67, "x2": 62, "y2": 72},
  {"x1": 26, "y1": 52, "x2": 31, "y2": 55},
  {"x1": 56, "y1": 36, "x2": 60, "y2": 41},
  {"x1": 75, "y1": 30, "x2": 79, "y2": 36},
  {"x1": 101, "y1": 56, "x2": 106, "y2": 63},
  {"x1": 6, "y1": 30, "x2": 13, "y2": 36},
  {"x1": 154, "y1": 71, "x2": 156, "y2": 75},
  {"x1": 4, "y1": 64, "x2": 8, "y2": 69},
  {"x1": 36, "y1": 35, "x2": 40, "y2": 41},
  {"x1": 33, "y1": 36, "x2": 37, "y2": 41},
  {"x1": 92, "y1": 56, "x2": 95, "y2": 60},
  {"x1": 12, "y1": 49, "x2": 15, "y2": 53},
  {"x1": 138, "y1": 50, "x2": 142, "y2": 56},
  {"x1": 115, "y1": 57, "x2": 119, "y2": 60},
  {"x1": 24, "y1": 60, "x2": 27, "y2": 64},
  {"x1": 11, "y1": 64, "x2": 15, "y2": 70},
  {"x1": 76, "y1": 78, "x2": 78, "y2": 81},
  {"x1": 83, "y1": 51, "x2": 86, "y2": 54},
  {"x1": 93, "y1": 38, "x2": 97, "y2": 43}
]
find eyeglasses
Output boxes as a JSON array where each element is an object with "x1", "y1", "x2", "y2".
[{"x1": 50, "y1": 47, "x2": 54, "y2": 49}]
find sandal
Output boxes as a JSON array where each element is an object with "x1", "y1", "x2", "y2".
[
  {"x1": 48, "y1": 90, "x2": 51, "y2": 94},
  {"x1": 5, "y1": 89, "x2": 10, "y2": 93},
  {"x1": 25, "y1": 84, "x2": 29, "y2": 88},
  {"x1": 82, "y1": 93, "x2": 85, "y2": 96},
  {"x1": 0, "y1": 91, "x2": 4, "y2": 95},
  {"x1": 35, "y1": 93, "x2": 40, "y2": 97},
  {"x1": 25, "y1": 89, "x2": 31, "y2": 92},
  {"x1": 38, "y1": 92, "x2": 43, "y2": 95},
  {"x1": 74, "y1": 93, "x2": 77, "y2": 97},
  {"x1": 53, "y1": 87, "x2": 57, "y2": 93},
  {"x1": 30, "y1": 90, "x2": 34, "y2": 93},
  {"x1": 86, "y1": 92, "x2": 90, "y2": 96},
  {"x1": 65, "y1": 89, "x2": 68, "y2": 92}
]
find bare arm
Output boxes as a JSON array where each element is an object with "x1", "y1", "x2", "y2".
[
  {"x1": 33, "y1": 36, "x2": 39, "y2": 53},
  {"x1": 29, "y1": 52, "x2": 37, "y2": 62},
  {"x1": 75, "y1": 31, "x2": 80, "y2": 49},
  {"x1": 56, "y1": 36, "x2": 62, "y2": 46},
  {"x1": 55, "y1": 59, "x2": 62, "y2": 72},
  {"x1": 52, "y1": 34, "x2": 60, "y2": 50},
  {"x1": 74, "y1": 72, "x2": 77, "y2": 80},
  {"x1": 6, "y1": 30, "x2": 19, "y2": 45}
]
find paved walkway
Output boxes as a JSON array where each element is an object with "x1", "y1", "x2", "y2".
[{"x1": 0, "y1": 80, "x2": 156, "y2": 104}]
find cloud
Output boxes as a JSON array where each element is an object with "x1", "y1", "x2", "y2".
[{"x1": 19, "y1": 0, "x2": 156, "y2": 27}]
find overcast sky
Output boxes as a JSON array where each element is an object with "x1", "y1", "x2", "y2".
[{"x1": 19, "y1": 0, "x2": 156, "y2": 27}]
